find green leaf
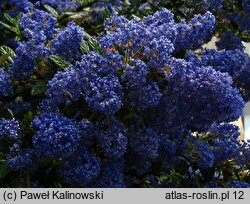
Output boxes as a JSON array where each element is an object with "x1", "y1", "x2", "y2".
[
  {"x1": 0, "y1": 21, "x2": 19, "y2": 34},
  {"x1": 0, "y1": 45, "x2": 16, "y2": 64},
  {"x1": 158, "y1": 175, "x2": 169, "y2": 181},
  {"x1": 44, "y1": 4, "x2": 59, "y2": 18},
  {"x1": 0, "y1": 13, "x2": 22, "y2": 35},
  {"x1": 49, "y1": 55, "x2": 70, "y2": 69},
  {"x1": 3, "y1": 13, "x2": 22, "y2": 26},
  {"x1": 31, "y1": 80, "x2": 47, "y2": 96},
  {"x1": 0, "y1": 52, "x2": 11, "y2": 66},
  {"x1": 23, "y1": 111, "x2": 34, "y2": 126},
  {"x1": 12, "y1": 13, "x2": 23, "y2": 26},
  {"x1": 58, "y1": 11, "x2": 75, "y2": 20},
  {"x1": 80, "y1": 40, "x2": 90, "y2": 54},
  {"x1": 83, "y1": 31, "x2": 104, "y2": 55},
  {"x1": 78, "y1": 0, "x2": 96, "y2": 7},
  {"x1": 7, "y1": 109, "x2": 14, "y2": 118},
  {"x1": 101, "y1": 7, "x2": 112, "y2": 19},
  {"x1": 4, "y1": 13, "x2": 15, "y2": 25},
  {"x1": 68, "y1": 11, "x2": 89, "y2": 20},
  {"x1": 0, "y1": 162, "x2": 10, "y2": 180}
]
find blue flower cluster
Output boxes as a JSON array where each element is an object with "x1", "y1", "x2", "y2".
[
  {"x1": 0, "y1": 0, "x2": 33, "y2": 17},
  {"x1": 0, "y1": 0, "x2": 79, "y2": 17},
  {"x1": 0, "y1": 119, "x2": 22, "y2": 141},
  {"x1": 11, "y1": 9, "x2": 56, "y2": 79},
  {"x1": 0, "y1": 68, "x2": 12, "y2": 97},
  {"x1": 129, "y1": 81, "x2": 162, "y2": 110},
  {"x1": 193, "y1": 140, "x2": 214, "y2": 169},
  {"x1": 59, "y1": 148, "x2": 100, "y2": 187},
  {"x1": 46, "y1": 51, "x2": 124, "y2": 115},
  {"x1": 216, "y1": 32, "x2": 245, "y2": 51},
  {"x1": 18, "y1": 9, "x2": 57, "y2": 40},
  {"x1": 46, "y1": 69, "x2": 83, "y2": 106},
  {"x1": 51, "y1": 22, "x2": 84, "y2": 62},
  {"x1": 187, "y1": 49, "x2": 250, "y2": 102},
  {"x1": 7, "y1": 148, "x2": 36, "y2": 172},
  {"x1": 78, "y1": 119, "x2": 94, "y2": 143},
  {"x1": 208, "y1": 124, "x2": 242, "y2": 164},
  {"x1": 83, "y1": 75, "x2": 123, "y2": 115},
  {"x1": 201, "y1": 0, "x2": 224, "y2": 12},
  {"x1": 91, "y1": 0, "x2": 122, "y2": 22},
  {"x1": 32, "y1": 113, "x2": 80, "y2": 159},
  {"x1": 201, "y1": 49, "x2": 249, "y2": 79},
  {"x1": 121, "y1": 59, "x2": 162, "y2": 109},
  {"x1": 100, "y1": 9, "x2": 215, "y2": 67},
  {"x1": 122, "y1": 59, "x2": 149, "y2": 89},
  {"x1": 92, "y1": 160, "x2": 125, "y2": 188},
  {"x1": 0, "y1": 118, "x2": 23, "y2": 161},
  {"x1": 40, "y1": 0, "x2": 80, "y2": 13},
  {"x1": 11, "y1": 40, "x2": 49, "y2": 79},
  {"x1": 99, "y1": 9, "x2": 175, "y2": 68},
  {"x1": 162, "y1": 59, "x2": 244, "y2": 131},
  {"x1": 243, "y1": 0, "x2": 250, "y2": 17},
  {"x1": 96, "y1": 119, "x2": 127, "y2": 159},
  {"x1": 1, "y1": 5, "x2": 249, "y2": 187},
  {"x1": 129, "y1": 127, "x2": 160, "y2": 159},
  {"x1": 226, "y1": 181, "x2": 250, "y2": 188},
  {"x1": 174, "y1": 12, "x2": 216, "y2": 51}
]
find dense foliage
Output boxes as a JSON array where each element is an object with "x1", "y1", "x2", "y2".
[{"x1": 0, "y1": 0, "x2": 250, "y2": 188}]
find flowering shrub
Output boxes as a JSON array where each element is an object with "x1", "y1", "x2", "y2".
[
  {"x1": 118, "y1": 0, "x2": 250, "y2": 41},
  {"x1": 0, "y1": 1, "x2": 249, "y2": 188}
]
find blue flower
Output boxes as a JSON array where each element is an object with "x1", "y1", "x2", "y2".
[
  {"x1": 226, "y1": 181, "x2": 250, "y2": 188},
  {"x1": 0, "y1": 119, "x2": 22, "y2": 141},
  {"x1": 83, "y1": 75, "x2": 123, "y2": 115},
  {"x1": 32, "y1": 113, "x2": 80, "y2": 159},
  {"x1": 19, "y1": 9, "x2": 57, "y2": 40},
  {"x1": 201, "y1": 49, "x2": 249, "y2": 78},
  {"x1": 92, "y1": 159, "x2": 125, "y2": 188},
  {"x1": 1, "y1": 0, "x2": 33, "y2": 17},
  {"x1": 190, "y1": 136, "x2": 214, "y2": 169},
  {"x1": 7, "y1": 148, "x2": 36, "y2": 172},
  {"x1": 78, "y1": 119, "x2": 95, "y2": 143},
  {"x1": 40, "y1": 0, "x2": 80, "y2": 13},
  {"x1": 130, "y1": 81, "x2": 162, "y2": 109},
  {"x1": 209, "y1": 124, "x2": 242, "y2": 163},
  {"x1": 144, "y1": 8, "x2": 174, "y2": 26},
  {"x1": 59, "y1": 148, "x2": 100, "y2": 187},
  {"x1": 174, "y1": 12, "x2": 216, "y2": 51},
  {"x1": 202, "y1": 0, "x2": 223, "y2": 12},
  {"x1": 162, "y1": 58, "x2": 244, "y2": 131},
  {"x1": 216, "y1": 32, "x2": 245, "y2": 51},
  {"x1": 51, "y1": 22, "x2": 84, "y2": 62},
  {"x1": 75, "y1": 52, "x2": 124, "y2": 115},
  {"x1": 129, "y1": 127, "x2": 160, "y2": 159},
  {"x1": 204, "y1": 181, "x2": 221, "y2": 188},
  {"x1": 99, "y1": 9, "x2": 176, "y2": 68},
  {"x1": 96, "y1": 119, "x2": 128, "y2": 159},
  {"x1": 122, "y1": 59, "x2": 149, "y2": 89},
  {"x1": 122, "y1": 59, "x2": 162, "y2": 109},
  {"x1": 11, "y1": 40, "x2": 50, "y2": 79},
  {"x1": 46, "y1": 69, "x2": 83, "y2": 106},
  {"x1": 0, "y1": 68, "x2": 12, "y2": 97}
]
